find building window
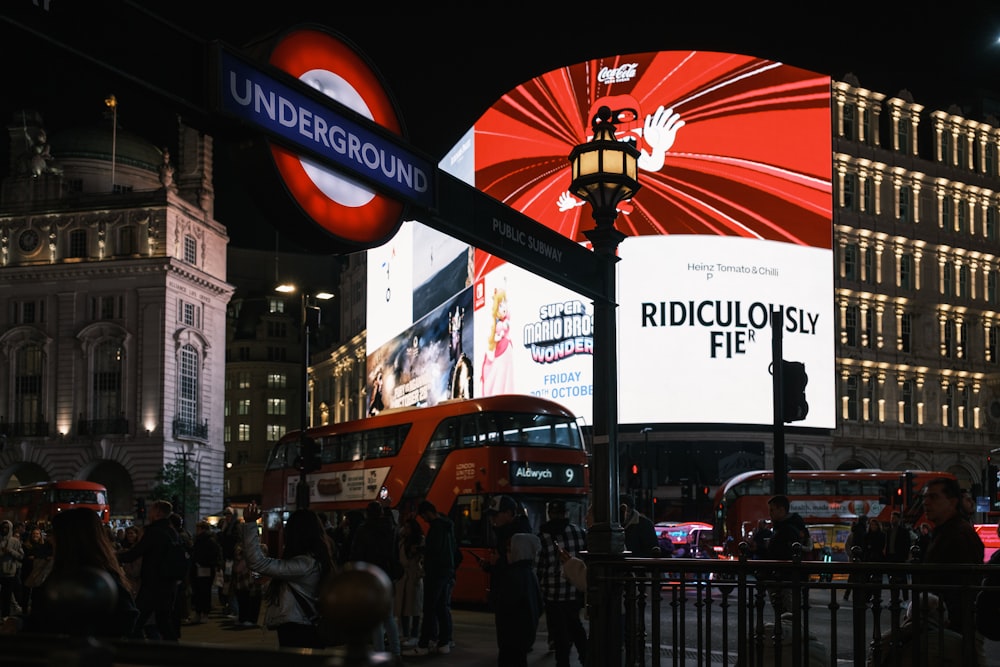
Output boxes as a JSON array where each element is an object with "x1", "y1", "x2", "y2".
[
  {"x1": 899, "y1": 186, "x2": 912, "y2": 222},
  {"x1": 941, "y1": 196, "x2": 953, "y2": 230},
  {"x1": 267, "y1": 347, "x2": 287, "y2": 361},
  {"x1": 92, "y1": 296, "x2": 121, "y2": 321},
  {"x1": 14, "y1": 344, "x2": 44, "y2": 430},
  {"x1": 224, "y1": 401, "x2": 230, "y2": 417},
  {"x1": 899, "y1": 379, "x2": 914, "y2": 425},
  {"x1": 92, "y1": 340, "x2": 124, "y2": 421},
  {"x1": 268, "y1": 298, "x2": 285, "y2": 314},
  {"x1": 238, "y1": 347, "x2": 250, "y2": 362},
  {"x1": 844, "y1": 243, "x2": 859, "y2": 281},
  {"x1": 845, "y1": 374, "x2": 860, "y2": 421},
  {"x1": 267, "y1": 321, "x2": 288, "y2": 338},
  {"x1": 238, "y1": 371, "x2": 251, "y2": 389},
  {"x1": 118, "y1": 226, "x2": 137, "y2": 255},
  {"x1": 989, "y1": 270, "x2": 999, "y2": 305},
  {"x1": 862, "y1": 178, "x2": 873, "y2": 212},
  {"x1": 862, "y1": 246, "x2": 874, "y2": 285},
  {"x1": 899, "y1": 254, "x2": 914, "y2": 290},
  {"x1": 267, "y1": 424, "x2": 286, "y2": 441},
  {"x1": 957, "y1": 199, "x2": 968, "y2": 233},
  {"x1": 178, "y1": 300, "x2": 201, "y2": 328},
  {"x1": 267, "y1": 398, "x2": 286, "y2": 415},
  {"x1": 237, "y1": 399, "x2": 250, "y2": 416},
  {"x1": 897, "y1": 118, "x2": 909, "y2": 153},
  {"x1": 941, "y1": 131, "x2": 953, "y2": 166},
  {"x1": 958, "y1": 265, "x2": 970, "y2": 299},
  {"x1": 267, "y1": 373, "x2": 287, "y2": 389},
  {"x1": 863, "y1": 308, "x2": 874, "y2": 350},
  {"x1": 990, "y1": 327, "x2": 998, "y2": 364},
  {"x1": 237, "y1": 451, "x2": 250, "y2": 465},
  {"x1": 942, "y1": 262, "x2": 954, "y2": 297},
  {"x1": 900, "y1": 313, "x2": 912, "y2": 353},
  {"x1": 68, "y1": 229, "x2": 88, "y2": 258},
  {"x1": 844, "y1": 305, "x2": 859, "y2": 347},
  {"x1": 987, "y1": 207, "x2": 998, "y2": 241},
  {"x1": 12, "y1": 299, "x2": 44, "y2": 325},
  {"x1": 842, "y1": 103, "x2": 856, "y2": 140},
  {"x1": 842, "y1": 174, "x2": 857, "y2": 210},
  {"x1": 224, "y1": 425, "x2": 231, "y2": 443},
  {"x1": 178, "y1": 344, "x2": 199, "y2": 426},
  {"x1": 238, "y1": 424, "x2": 250, "y2": 441},
  {"x1": 183, "y1": 235, "x2": 197, "y2": 264},
  {"x1": 987, "y1": 143, "x2": 998, "y2": 176}
]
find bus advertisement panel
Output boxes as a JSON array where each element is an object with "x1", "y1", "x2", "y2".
[
  {"x1": 260, "y1": 395, "x2": 590, "y2": 603},
  {"x1": 368, "y1": 50, "x2": 834, "y2": 429}
]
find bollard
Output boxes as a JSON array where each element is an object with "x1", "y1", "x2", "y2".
[{"x1": 318, "y1": 562, "x2": 396, "y2": 667}]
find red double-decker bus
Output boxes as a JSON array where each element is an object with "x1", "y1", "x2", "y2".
[
  {"x1": 0, "y1": 480, "x2": 111, "y2": 527},
  {"x1": 260, "y1": 394, "x2": 590, "y2": 603},
  {"x1": 713, "y1": 469, "x2": 957, "y2": 559}
]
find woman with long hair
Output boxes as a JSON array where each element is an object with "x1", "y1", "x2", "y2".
[
  {"x1": 239, "y1": 501, "x2": 336, "y2": 649},
  {"x1": 395, "y1": 515, "x2": 424, "y2": 648},
  {"x1": 25, "y1": 508, "x2": 138, "y2": 638}
]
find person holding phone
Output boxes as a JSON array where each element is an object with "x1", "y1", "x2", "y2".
[{"x1": 537, "y1": 500, "x2": 588, "y2": 667}]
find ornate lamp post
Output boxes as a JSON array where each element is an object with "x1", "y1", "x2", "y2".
[{"x1": 568, "y1": 105, "x2": 641, "y2": 666}]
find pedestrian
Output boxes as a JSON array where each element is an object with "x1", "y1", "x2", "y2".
[
  {"x1": 349, "y1": 501, "x2": 401, "y2": 657},
  {"x1": 19, "y1": 527, "x2": 51, "y2": 614},
  {"x1": 216, "y1": 507, "x2": 240, "y2": 617},
  {"x1": 117, "y1": 499, "x2": 181, "y2": 640},
  {"x1": 481, "y1": 494, "x2": 534, "y2": 666},
  {"x1": 395, "y1": 515, "x2": 424, "y2": 648},
  {"x1": 20, "y1": 507, "x2": 138, "y2": 638},
  {"x1": 239, "y1": 501, "x2": 335, "y2": 649},
  {"x1": 537, "y1": 499, "x2": 588, "y2": 667},
  {"x1": 883, "y1": 511, "x2": 912, "y2": 599},
  {"x1": 494, "y1": 532, "x2": 542, "y2": 667},
  {"x1": 862, "y1": 518, "x2": 886, "y2": 600},
  {"x1": 168, "y1": 512, "x2": 192, "y2": 638},
  {"x1": 189, "y1": 520, "x2": 222, "y2": 624},
  {"x1": 406, "y1": 500, "x2": 458, "y2": 656},
  {"x1": 0, "y1": 520, "x2": 23, "y2": 618},
  {"x1": 118, "y1": 525, "x2": 143, "y2": 593},
  {"x1": 761, "y1": 494, "x2": 808, "y2": 615},
  {"x1": 618, "y1": 495, "x2": 659, "y2": 557},
  {"x1": 843, "y1": 516, "x2": 867, "y2": 601},
  {"x1": 749, "y1": 518, "x2": 772, "y2": 560},
  {"x1": 914, "y1": 477, "x2": 984, "y2": 636}
]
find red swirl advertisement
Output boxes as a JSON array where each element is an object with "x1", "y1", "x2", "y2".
[{"x1": 366, "y1": 51, "x2": 834, "y2": 428}]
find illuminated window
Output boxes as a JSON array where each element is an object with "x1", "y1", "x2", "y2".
[
  {"x1": 267, "y1": 373, "x2": 287, "y2": 389},
  {"x1": 183, "y1": 235, "x2": 197, "y2": 264},
  {"x1": 267, "y1": 424, "x2": 286, "y2": 441},
  {"x1": 238, "y1": 399, "x2": 250, "y2": 415},
  {"x1": 14, "y1": 344, "x2": 44, "y2": 432},
  {"x1": 268, "y1": 298, "x2": 284, "y2": 314},
  {"x1": 178, "y1": 344, "x2": 199, "y2": 427},
  {"x1": 238, "y1": 371, "x2": 251, "y2": 389},
  {"x1": 92, "y1": 341, "x2": 124, "y2": 421},
  {"x1": 267, "y1": 398, "x2": 286, "y2": 415},
  {"x1": 238, "y1": 424, "x2": 250, "y2": 441}
]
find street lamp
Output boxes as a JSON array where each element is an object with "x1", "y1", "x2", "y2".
[
  {"x1": 104, "y1": 94, "x2": 117, "y2": 192},
  {"x1": 569, "y1": 105, "x2": 641, "y2": 667},
  {"x1": 275, "y1": 283, "x2": 334, "y2": 509}
]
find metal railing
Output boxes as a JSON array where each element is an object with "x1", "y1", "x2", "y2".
[{"x1": 586, "y1": 545, "x2": 996, "y2": 667}]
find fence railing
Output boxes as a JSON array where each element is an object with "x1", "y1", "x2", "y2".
[{"x1": 586, "y1": 546, "x2": 996, "y2": 667}]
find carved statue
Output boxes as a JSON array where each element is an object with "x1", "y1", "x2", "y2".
[{"x1": 25, "y1": 127, "x2": 61, "y2": 177}]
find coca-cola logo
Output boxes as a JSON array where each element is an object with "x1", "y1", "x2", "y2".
[{"x1": 598, "y1": 63, "x2": 638, "y2": 84}]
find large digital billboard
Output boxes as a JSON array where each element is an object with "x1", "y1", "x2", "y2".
[{"x1": 366, "y1": 51, "x2": 834, "y2": 429}]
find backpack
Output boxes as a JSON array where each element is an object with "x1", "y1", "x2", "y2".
[{"x1": 161, "y1": 536, "x2": 190, "y2": 582}]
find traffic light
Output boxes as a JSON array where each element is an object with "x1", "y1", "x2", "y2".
[
  {"x1": 134, "y1": 497, "x2": 146, "y2": 520},
  {"x1": 781, "y1": 360, "x2": 809, "y2": 423},
  {"x1": 628, "y1": 463, "x2": 641, "y2": 491},
  {"x1": 698, "y1": 485, "x2": 710, "y2": 500},
  {"x1": 295, "y1": 436, "x2": 322, "y2": 473}
]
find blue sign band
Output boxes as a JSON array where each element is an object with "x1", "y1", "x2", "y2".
[{"x1": 219, "y1": 50, "x2": 435, "y2": 208}]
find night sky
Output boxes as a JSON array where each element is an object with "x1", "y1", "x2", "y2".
[{"x1": 3, "y1": 0, "x2": 1000, "y2": 249}]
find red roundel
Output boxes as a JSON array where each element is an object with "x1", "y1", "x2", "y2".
[{"x1": 268, "y1": 28, "x2": 405, "y2": 246}]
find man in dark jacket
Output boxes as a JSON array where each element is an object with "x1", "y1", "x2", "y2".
[
  {"x1": 350, "y1": 502, "x2": 401, "y2": 654},
  {"x1": 619, "y1": 495, "x2": 659, "y2": 557},
  {"x1": 118, "y1": 499, "x2": 181, "y2": 640},
  {"x1": 484, "y1": 495, "x2": 534, "y2": 667},
  {"x1": 407, "y1": 500, "x2": 457, "y2": 656},
  {"x1": 763, "y1": 494, "x2": 808, "y2": 615}
]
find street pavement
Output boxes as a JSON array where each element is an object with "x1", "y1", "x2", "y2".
[{"x1": 177, "y1": 606, "x2": 562, "y2": 666}]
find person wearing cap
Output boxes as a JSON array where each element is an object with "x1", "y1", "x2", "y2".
[
  {"x1": 537, "y1": 500, "x2": 587, "y2": 667},
  {"x1": 483, "y1": 494, "x2": 534, "y2": 665},
  {"x1": 619, "y1": 495, "x2": 659, "y2": 558}
]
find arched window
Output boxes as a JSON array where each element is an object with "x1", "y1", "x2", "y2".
[
  {"x1": 93, "y1": 340, "x2": 124, "y2": 419},
  {"x1": 14, "y1": 344, "x2": 44, "y2": 434},
  {"x1": 178, "y1": 344, "x2": 199, "y2": 427}
]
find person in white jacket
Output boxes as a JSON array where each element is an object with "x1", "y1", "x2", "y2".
[
  {"x1": 240, "y1": 502, "x2": 335, "y2": 648},
  {"x1": 0, "y1": 520, "x2": 23, "y2": 618}
]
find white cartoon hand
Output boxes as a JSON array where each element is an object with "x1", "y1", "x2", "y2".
[
  {"x1": 558, "y1": 191, "x2": 585, "y2": 212},
  {"x1": 639, "y1": 106, "x2": 685, "y2": 172}
]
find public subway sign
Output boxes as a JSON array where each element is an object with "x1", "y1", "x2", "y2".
[{"x1": 212, "y1": 30, "x2": 435, "y2": 250}]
